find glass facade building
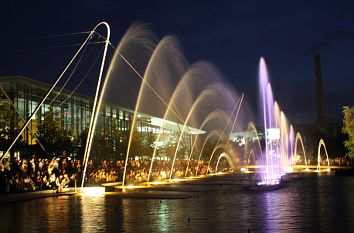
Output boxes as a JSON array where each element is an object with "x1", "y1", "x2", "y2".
[{"x1": 0, "y1": 76, "x2": 203, "y2": 159}]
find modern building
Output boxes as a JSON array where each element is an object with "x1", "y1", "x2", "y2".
[{"x1": 0, "y1": 76, "x2": 204, "y2": 159}]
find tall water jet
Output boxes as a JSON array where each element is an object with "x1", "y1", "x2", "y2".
[
  {"x1": 258, "y1": 58, "x2": 282, "y2": 185},
  {"x1": 289, "y1": 125, "x2": 295, "y2": 165},
  {"x1": 280, "y1": 111, "x2": 289, "y2": 170}
]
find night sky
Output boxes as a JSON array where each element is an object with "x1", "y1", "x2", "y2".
[{"x1": 1, "y1": 0, "x2": 354, "y2": 124}]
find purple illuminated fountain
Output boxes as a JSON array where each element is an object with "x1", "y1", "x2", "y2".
[{"x1": 258, "y1": 58, "x2": 283, "y2": 186}]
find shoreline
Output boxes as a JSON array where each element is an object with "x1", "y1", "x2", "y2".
[{"x1": 0, "y1": 188, "x2": 77, "y2": 204}]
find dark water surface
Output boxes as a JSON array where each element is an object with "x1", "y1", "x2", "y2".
[{"x1": 1, "y1": 175, "x2": 353, "y2": 233}]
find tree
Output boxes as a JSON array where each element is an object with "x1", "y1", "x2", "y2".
[
  {"x1": 129, "y1": 128, "x2": 143, "y2": 159},
  {"x1": 0, "y1": 93, "x2": 24, "y2": 158},
  {"x1": 142, "y1": 131, "x2": 156, "y2": 158},
  {"x1": 91, "y1": 130, "x2": 111, "y2": 160},
  {"x1": 163, "y1": 132, "x2": 178, "y2": 160},
  {"x1": 36, "y1": 106, "x2": 72, "y2": 157},
  {"x1": 75, "y1": 128, "x2": 111, "y2": 161},
  {"x1": 74, "y1": 129, "x2": 88, "y2": 160},
  {"x1": 342, "y1": 106, "x2": 354, "y2": 158},
  {"x1": 110, "y1": 121, "x2": 129, "y2": 160}
]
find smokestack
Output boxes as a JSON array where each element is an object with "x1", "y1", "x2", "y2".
[{"x1": 314, "y1": 54, "x2": 326, "y2": 129}]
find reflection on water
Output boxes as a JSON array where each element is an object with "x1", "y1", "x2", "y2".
[
  {"x1": 156, "y1": 200, "x2": 171, "y2": 232},
  {"x1": 81, "y1": 196, "x2": 106, "y2": 232},
  {"x1": 0, "y1": 175, "x2": 353, "y2": 233},
  {"x1": 121, "y1": 198, "x2": 173, "y2": 232}
]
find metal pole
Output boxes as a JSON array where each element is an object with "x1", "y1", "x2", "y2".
[
  {"x1": 0, "y1": 30, "x2": 94, "y2": 162},
  {"x1": 81, "y1": 22, "x2": 111, "y2": 189}
]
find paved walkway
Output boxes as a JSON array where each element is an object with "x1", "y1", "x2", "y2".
[{"x1": 0, "y1": 188, "x2": 77, "y2": 204}]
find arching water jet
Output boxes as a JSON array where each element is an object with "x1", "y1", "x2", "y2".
[
  {"x1": 169, "y1": 85, "x2": 228, "y2": 181},
  {"x1": 294, "y1": 132, "x2": 308, "y2": 171},
  {"x1": 123, "y1": 35, "x2": 188, "y2": 188},
  {"x1": 207, "y1": 143, "x2": 230, "y2": 174},
  {"x1": 245, "y1": 122, "x2": 262, "y2": 171},
  {"x1": 196, "y1": 130, "x2": 226, "y2": 176},
  {"x1": 215, "y1": 153, "x2": 235, "y2": 173},
  {"x1": 147, "y1": 63, "x2": 215, "y2": 183},
  {"x1": 184, "y1": 109, "x2": 230, "y2": 178},
  {"x1": 317, "y1": 139, "x2": 330, "y2": 171},
  {"x1": 205, "y1": 94, "x2": 244, "y2": 174}
]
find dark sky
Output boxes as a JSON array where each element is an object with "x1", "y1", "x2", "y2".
[{"x1": 1, "y1": 0, "x2": 354, "y2": 124}]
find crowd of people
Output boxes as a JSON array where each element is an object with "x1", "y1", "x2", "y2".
[
  {"x1": 85, "y1": 158, "x2": 215, "y2": 185},
  {"x1": 0, "y1": 155, "x2": 217, "y2": 194},
  {"x1": 2, "y1": 153, "x2": 351, "y2": 194},
  {"x1": 0, "y1": 156, "x2": 81, "y2": 193}
]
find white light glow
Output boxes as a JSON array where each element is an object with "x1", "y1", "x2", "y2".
[
  {"x1": 82, "y1": 187, "x2": 105, "y2": 196},
  {"x1": 284, "y1": 166, "x2": 293, "y2": 173},
  {"x1": 266, "y1": 128, "x2": 280, "y2": 141}
]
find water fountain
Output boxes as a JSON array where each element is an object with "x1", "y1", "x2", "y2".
[
  {"x1": 294, "y1": 132, "x2": 308, "y2": 171},
  {"x1": 289, "y1": 125, "x2": 295, "y2": 165},
  {"x1": 257, "y1": 58, "x2": 294, "y2": 187},
  {"x1": 206, "y1": 94, "x2": 244, "y2": 174},
  {"x1": 122, "y1": 35, "x2": 188, "y2": 187},
  {"x1": 245, "y1": 122, "x2": 263, "y2": 171},
  {"x1": 183, "y1": 109, "x2": 230, "y2": 178},
  {"x1": 196, "y1": 130, "x2": 227, "y2": 175},
  {"x1": 100, "y1": 23, "x2": 243, "y2": 189},
  {"x1": 0, "y1": 21, "x2": 339, "y2": 199},
  {"x1": 169, "y1": 83, "x2": 231, "y2": 181},
  {"x1": 87, "y1": 26, "x2": 297, "y2": 191},
  {"x1": 215, "y1": 152, "x2": 235, "y2": 173},
  {"x1": 316, "y1": 138, "x2": 330, "y2": 172}
]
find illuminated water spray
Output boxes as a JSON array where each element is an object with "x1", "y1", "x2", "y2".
[
  {"x1": 215, "y1": 152, "x2": 234, "y2": 173},
  {"x1": 316, "y1": 138, "x2": 330, "y2": 171},
  {"x1": 294, "y1": 132, "x2": 308, "y2": 171},
  {"x1": 258, "y1": 58, "x2": 283, "y2": 185}
]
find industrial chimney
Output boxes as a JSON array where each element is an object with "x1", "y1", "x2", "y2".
[{"x1": 314, "y1": 54, "x2": 326, "y2": 129}]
